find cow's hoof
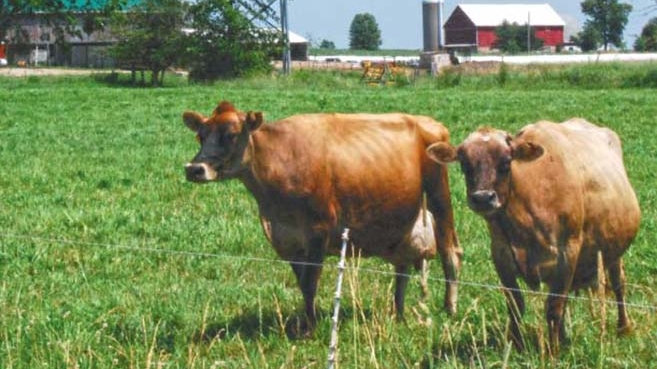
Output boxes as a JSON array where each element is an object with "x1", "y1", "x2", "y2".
[
  {"x1": 285, "y1": 317, "x2": 315, "y2": 340},
  {"x1": 444, "y1": 302, "x2": 457, "y2": 316},
  {"x1": 617, "y1": 322, "x2": 633, "y2": 336}
]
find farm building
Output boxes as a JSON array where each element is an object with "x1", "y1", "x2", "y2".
[
  {"x1": 444, "y1": 3, "x2": 565, "y2": 53},
  {"x1": 287, "y1": 31, "x2": 309, "y2": 61},
  {"x1": 2, "y1": 0, "x2": 141, "y2": 67},
  {"x1": 2, "y1": 0, "x2": 305, "y2": 67}
]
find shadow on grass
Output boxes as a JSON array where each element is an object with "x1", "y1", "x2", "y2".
[
  {"x1": 192, "y1": 304, "x2": 377, "y2": 343},
  {"x1": 419, "y1": 324, "x2": 553, "y2": 367},
  {"x1": 92, "y1": 71, "x2": 186, "y2": 88}
]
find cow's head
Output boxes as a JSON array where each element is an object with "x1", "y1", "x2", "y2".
[
  {"x1": 426, "y1": 127, "x2": 544, "y2": 216},
  {"x1": 183, "y1": 101, "x2": 263, "y2": 182}
]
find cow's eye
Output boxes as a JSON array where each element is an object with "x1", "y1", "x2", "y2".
[
  {"x1": 498, "y1": 158, "x2": 511, "y2": 174},
  {"x1": 460, "y1": 161, "x2": 472, "y2": 176},
  {"x1": 221, "y1": 132, "x2": 236, "y2": 144}
]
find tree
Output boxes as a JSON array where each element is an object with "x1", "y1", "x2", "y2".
[
  {"x1": 570, "y1": 23, "x2": 602, "y2": 52},
  {"x1": 494, "y1": 21, "x2": 543, "y2": 54},
  {"x1": 634, "y1": 17, "x2": 657, "y2": 51},
  {"x1": 184, "y1": 0, "x2": 277, "y2": 81},
  {"x1": 349, "y1": 13, "x2": 381, "y2": 50},
  {"x1": 319, "y1": 39, "x2": 335, "y2": 49},
  {"x1": 109, "y1": 0, "x2": 187, "y2": 86},
  {"x1": 580, "y1": 0, "x2": 632, "y2": 51}
]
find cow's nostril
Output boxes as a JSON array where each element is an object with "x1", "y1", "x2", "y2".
[{"x1": 470, "y1": 190, "x2": 497, "y2": 205}]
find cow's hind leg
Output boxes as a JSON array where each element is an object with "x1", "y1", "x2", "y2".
[
  {"x1": 426, "y1": 167, "x2": 463, "y2": 315},
  {"x1": 608, "y1": 257, "x2": 632, "y2": 335},
  {"x1": 394, "y1": 265, "x2": 410, "y2": 319}
]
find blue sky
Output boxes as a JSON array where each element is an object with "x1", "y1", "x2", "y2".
[{"x1": 287, "y1": 0, "x2": 657, "y2": 49}]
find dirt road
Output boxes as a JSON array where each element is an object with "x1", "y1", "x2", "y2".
[{"x1": 0, "y1": 67, "x2": 108, "y2": 77}]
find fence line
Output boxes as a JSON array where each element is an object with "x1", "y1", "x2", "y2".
[{"x1": 1, "y1": 232, "x2": 656, "y2": 312}]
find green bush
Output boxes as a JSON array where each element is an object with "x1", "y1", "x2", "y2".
[{"x1": 184, "y1": 0, "x2": 276, "y2": 81}]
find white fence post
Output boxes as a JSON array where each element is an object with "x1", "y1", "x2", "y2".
[{"x1": 327, "y1": 228, "x2": 350, "y2": 369}]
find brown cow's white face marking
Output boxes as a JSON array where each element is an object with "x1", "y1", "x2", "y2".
[{"x1": 183, "y1": 101, "x2": 263, "y2": 183}]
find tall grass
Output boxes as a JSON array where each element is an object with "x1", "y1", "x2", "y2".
[
  {"x1": 0, "y1": 65, "x2": 656, "y2": 368},
  {"x1": 434, "y1": 61, "x2": 657, "y2": 90}
]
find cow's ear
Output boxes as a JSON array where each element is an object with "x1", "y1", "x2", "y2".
[
  {"x1": 183, "y1": 111, "x2": 206, "y2": 132},
  {"x1": 245, "y1": 111, "x2": 263, "y2": 131},
  {"x1": 426, "y1": 142, "x2": 458, "y2": 164},
  {"x1": 512, "y1": 141, "x2": 544, "y2": 162}
]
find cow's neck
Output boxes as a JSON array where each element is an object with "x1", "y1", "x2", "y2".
[
  {"x1": 235, "y1": 129, "x2": 278, "y2": 215},
  {"x1": 490, "y1": 198, "x2": 532, "y2": 245},
  {"x1": 490, "y1": 211, "x2": 517, "y2": 243},
  {"x1": 237, "y1": 133, "x2": 261, "y2": 192}
]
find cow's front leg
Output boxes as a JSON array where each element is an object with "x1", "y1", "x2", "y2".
[
  {"x1": 545, "y1": 246, "x2": 577, "y2": 354},
  {"x1": 491, "y1": 243, "x2": 526, "y2": 351},
  {"x1": 293, "y1": 232, "x2": 326, "y2": 335},
  {"x1": 394, "y1": 265, "x2": 409, "y2": 319},
  {"x1": 545, "y1": 292, "x2": 569, "y2": 354}
]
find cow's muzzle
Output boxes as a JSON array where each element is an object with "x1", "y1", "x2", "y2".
[
  {"x1": 468, "y1": 190, "x2": 501, "y2": 213},
  {"x1": 185, "y1": 163, "x2": 218, "y2": 182}
]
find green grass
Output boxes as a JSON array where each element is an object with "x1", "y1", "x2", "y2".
[{"x1": 1, "y1": 66, "x2": 657, "y2": 368}]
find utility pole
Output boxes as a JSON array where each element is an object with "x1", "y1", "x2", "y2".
[
  {"x1": 280, "y1": 0, "x2": 290, "y2": 74},
  {"x1": 236, "y1": 0, "x2": 291, "y2": 75}
]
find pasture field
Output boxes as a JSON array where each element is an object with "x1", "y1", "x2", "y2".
[{"x1": 1, "y1": 65, "x2": 657, "y2": 368}]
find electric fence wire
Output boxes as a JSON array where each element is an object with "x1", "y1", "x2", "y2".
[{"x1": 1, "y1": 232, "x2": 656, "y2": 312}]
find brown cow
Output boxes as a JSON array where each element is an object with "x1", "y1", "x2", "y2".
[
  {"x1": 426, "y1": 118, "x2": 640, "y2": 352},
  {"x1": 182, "y1": 101, "x2": 463, "y2": 333}
]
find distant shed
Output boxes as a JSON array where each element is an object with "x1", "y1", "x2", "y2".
[
  {"x1": 288, "y1": 30, "x2": 309, "y2": 61},
  {"x1": 444, "y1": 3, "x2": 565, "y2": 52}
]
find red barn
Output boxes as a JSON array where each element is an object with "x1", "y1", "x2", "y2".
[{"x1": 444, "y1": 4, "x2": 565, "y2": 52}]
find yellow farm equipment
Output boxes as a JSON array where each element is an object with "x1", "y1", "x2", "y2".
[{"x1": 360, "y1": 60, "x2": 411, "y2": 85}]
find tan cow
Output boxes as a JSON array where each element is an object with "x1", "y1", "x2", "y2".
[
  {"x1": 427, "y1": 118, "x2": 640, "y2": 352},
  {"x1": 182, "y1": 101, "x2": 463, "y2": 334}
]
